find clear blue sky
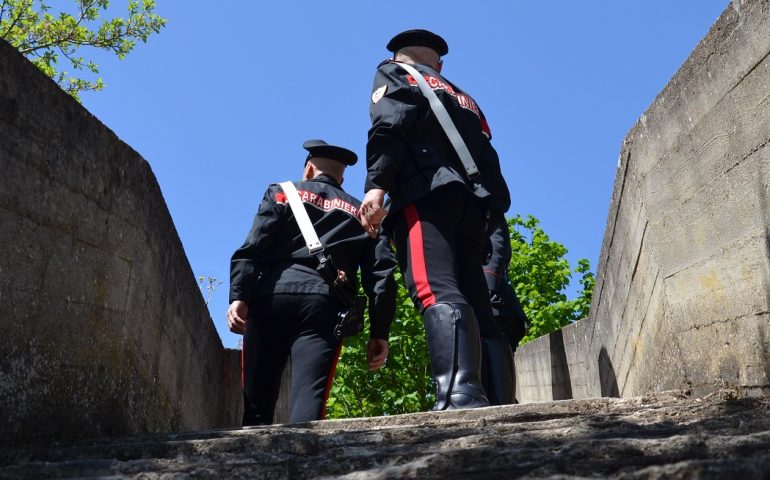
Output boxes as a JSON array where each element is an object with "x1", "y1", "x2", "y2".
[{"x1": 80, "y1": 1, "x2": 729, "y2": 348}]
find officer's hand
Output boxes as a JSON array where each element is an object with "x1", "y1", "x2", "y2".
[
  {"x1": 360, "y1": 188, "x2": 387, "y2": 238},
  {"x1": 366, "y1": 338, "x2": 389, "y2": 371},
  {"x1": 227, "y1": 300, "x2": 248, "y2": 335}
]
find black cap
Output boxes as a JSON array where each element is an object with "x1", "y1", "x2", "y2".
[
  {"x1": 386, "y1": 29, "x2": 448, "y2": 56},
  {"x1": 303, "y1": 139, "x2": 357, "y2": 166}
]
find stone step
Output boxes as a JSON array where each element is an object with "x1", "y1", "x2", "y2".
[{"x1": 2, "y1": 390, "x2": 770, "y2": 479}]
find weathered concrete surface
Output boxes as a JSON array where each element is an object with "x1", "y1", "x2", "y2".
[
  {"x1": 516, "y1": 321, "x2": 593, "y2": 403},
  {"x1": 2, "y1": 390, "x2": 769, "y2": 479},
  {"x1": 516, "y1": 0, "x2": 770, "y2": 403},
  {"x1": 0, "y1": 38, "x2": 242, "y2": 446}
]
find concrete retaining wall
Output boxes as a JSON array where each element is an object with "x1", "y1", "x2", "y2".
[
  {"x1": 0, "y1": 39, "x2": 242, "y2": 446},
  {"x1": 516, "y1": 0, "x2": 770, "y2": 403}
]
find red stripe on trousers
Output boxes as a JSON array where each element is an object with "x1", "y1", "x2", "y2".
[
  {"x1": 241, "y1": 341, "x2": 245, "y2": 388},
  {"x1": 321, "y1": 340, "x2": 344, "y2": 419},
  {"x1": 404, "y1": 205, "x2": 437, "y2": 308}
]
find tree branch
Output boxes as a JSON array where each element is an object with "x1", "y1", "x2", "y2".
[
  {"x1": 1, "y1": 0, "x2": 31, "y2": 39},
  {"x1": 19, "y1": 0, "x2": 94, "y2": 54},
  {"x1": 22, "y1": 13, "x2": 159, "y2": 56},
  {"x1": 8, "y1": 0, "x2": 164, "y2": 98},
  {"x1": 57, "y1": 43, "x2": 77, "y2": 66}
]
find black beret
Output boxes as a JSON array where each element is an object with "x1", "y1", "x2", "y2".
[
  {"x1": 386, "y1": 29, "x2": 448, "y2": 56},
  {"x1": 303, "y1": 139, "x2": 357, "y2": 166}
]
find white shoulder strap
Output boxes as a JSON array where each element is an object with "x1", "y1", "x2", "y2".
[
  {"x1": 395, "y1": 61, "x2": 480, "y2": 179},
  {"x1": 278, "y1": 181, "x2": 324, "y2": 254}
]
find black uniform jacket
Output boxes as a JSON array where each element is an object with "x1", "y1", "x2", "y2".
[
  {"x1": 229, "y1": 175, "x2": 397, "y2": 339},
  {"x1": 366, "y1": 60, "x2": 511, "y2": 219}
]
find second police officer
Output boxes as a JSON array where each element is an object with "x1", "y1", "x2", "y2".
[
  {"x1": 483, "y1": 210, "x2": 530, "y2": 404},
  {"x1": 228, "y1": 140, "x2": 397, "y2": 425},
  {"x1": 360, "y1": 30, "x2": 513, "y2": 410}
]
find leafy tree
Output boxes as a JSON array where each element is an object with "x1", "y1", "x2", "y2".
[
  {"x1": 327, "y1": 213, "x2": 594, "y2": 419},
  {"x1": 508, "y1": 214, "x2": 594, "y2": 343},
  {"x1": 0, "y1": 0, "x2": 166, "y2": 98}
]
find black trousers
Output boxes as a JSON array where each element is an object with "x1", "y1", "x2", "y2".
[
  {"x1": 242, "y1": 293, "x2": 342, "y2": 425},
  {"x1": 391, "y1": 185, "x2": 503, "y2": 339}
]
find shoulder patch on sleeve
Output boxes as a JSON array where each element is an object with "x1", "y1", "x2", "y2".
[{"x1": 371, "y1": 85, "x2": 387, "y2": 104}]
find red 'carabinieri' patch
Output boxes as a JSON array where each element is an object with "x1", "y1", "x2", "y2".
[{"x1": 275, "y1": 191, "x2": 359, "y2": 217}]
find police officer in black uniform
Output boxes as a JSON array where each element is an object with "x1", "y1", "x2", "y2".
[
  {"x1": 360, "y1": 30, "x2": 512, "y2": 410},
  {"x1": 482, "y1": 210, "x2": 529, "y2": 405},
  {"x1": 228, "y1": 140, "x2": 397, "y2": 425}
]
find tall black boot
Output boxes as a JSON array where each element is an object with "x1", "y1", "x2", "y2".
[
  {"x1": 481, "y1": 337, "x2": 515, "y2": 405},
  {"x1": 423, "y1": 303, "x2": 489, "y2": 410}
]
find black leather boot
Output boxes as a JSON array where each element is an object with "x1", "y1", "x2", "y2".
[
  {"x1": 481, "y1": 337, "x2": 515, "y2": 405},
  {"x1": 423, "y1": 303, "x2": 489, "y2": 410}
]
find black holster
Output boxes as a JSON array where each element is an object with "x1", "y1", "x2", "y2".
[{"x1": 316, "y1": 254, "x2": 365, "y2": 339}]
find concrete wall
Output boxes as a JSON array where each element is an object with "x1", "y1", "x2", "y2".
[
  {"x1": 0, "y1": 39, "x2": 242, "y2": 446},
  {"x1": 516, "y1": 0, "x2": 770, "y2": 403},
  {"x1": 516, "y1": 319, "x2": 619, "y2": 403}
]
